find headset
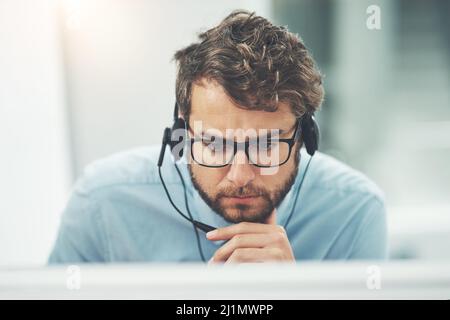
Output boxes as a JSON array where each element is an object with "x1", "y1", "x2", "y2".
[{"x1": 157, "y1": 102, "x2": 319, "y2": 262}]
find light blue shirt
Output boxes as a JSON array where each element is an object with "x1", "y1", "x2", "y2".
[{"x1": 48, "y1": 146, "x2": 388, "y2": 263}]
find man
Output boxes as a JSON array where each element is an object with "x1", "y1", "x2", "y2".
[{"x1": 48, "y1": 10, "x2": 387, "y2": 264}]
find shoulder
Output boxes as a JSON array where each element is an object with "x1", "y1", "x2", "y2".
[
  {"x1": 293, "y1": 151, "x2": 388, "y2": 259},
  {"x1": 73, "y1": 145, "x2": 176, "y2": 196},
  {"x1": 307, "y1": 151, "x2": 385, "y2": 203},
  {"x1": 299, "y1": 151, "x2": 387, "y2": 237}
]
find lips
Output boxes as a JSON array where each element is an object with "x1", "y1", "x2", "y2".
[
  {"x1": 224, "y1": 196, "x2": 260, "y2": 203},
  {"x1": 233, "y1": 196, "x2": 256, "y2": 199},
  {"x1": 226, "y1": 195, "x2": 259, "y2": 199}
]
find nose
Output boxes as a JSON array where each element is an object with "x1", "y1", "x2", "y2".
[{"x1": 226, "y1": 150, "x2": 256, "y2": 188}]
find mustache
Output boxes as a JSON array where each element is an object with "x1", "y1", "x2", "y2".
[{"x1": 216, "y1": 185, "x2": 269, "y2": 198}]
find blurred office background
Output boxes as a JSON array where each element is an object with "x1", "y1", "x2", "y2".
[{"x1": 0, "y1": 0, "x2": 449, "y2": 266}]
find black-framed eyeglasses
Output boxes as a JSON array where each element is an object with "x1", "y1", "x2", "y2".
[{"x1": 186, "y1": 120, "x2": 301, "y2": 168}]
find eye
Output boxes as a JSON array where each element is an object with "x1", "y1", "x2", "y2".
[
  {"x1": 205, "y1": 141, "x2": 217, "y2": 151},
  {"x1": 202, "y1": 137, "x2": 224, "y2": 152},
  {"x1": 256, "y1": 139, "x2": 278, "y2": 151}
]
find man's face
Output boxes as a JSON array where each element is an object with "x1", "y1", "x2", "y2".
[{"x1": 187, "y1": 79, "x2": 300, "y2": 224}]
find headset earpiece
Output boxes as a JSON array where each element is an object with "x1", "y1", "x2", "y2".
[
  {"x1": 157, "y1": 127, "x2": 172, "y2": 167},
  {"x1": 158, "y1": 103, "x2": 187, "y2": 166},
  {"x1": 300, "y1": 113, "x2": 320, "y2": 156},
  {"x1": 169, "y1": 117, "x2": 187, "y2": 161}
]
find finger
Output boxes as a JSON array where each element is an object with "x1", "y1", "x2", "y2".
[
  {"x1": 206, "y1": 221, "x2": 284, "y2": 241},
  {"x1": 225, "y1": 247, "x2": 283, "y2": 264},
  {"x1": 213, "y1": 233, "x2": 282, "y2": 262}
]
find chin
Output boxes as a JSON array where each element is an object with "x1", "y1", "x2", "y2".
[{"x1": 221, "y1": 206, "x2": 270, "y2": 224}]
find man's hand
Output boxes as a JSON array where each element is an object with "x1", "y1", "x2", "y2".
[{"x1": 206, "y1": 209, "x2": 295, "y2": 264}]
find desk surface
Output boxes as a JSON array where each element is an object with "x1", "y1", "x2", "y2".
[{"x1": 1, "y1": 261, "x2": 449, "y2": 299}]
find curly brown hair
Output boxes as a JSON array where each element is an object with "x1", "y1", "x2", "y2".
[{"x1": 174, "y1": 10, "x2": 324, "y2": 119}]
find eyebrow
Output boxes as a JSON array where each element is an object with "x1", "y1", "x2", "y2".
[{"x1": 197, "y1": 124, "x2": 296, "y2": 140}]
